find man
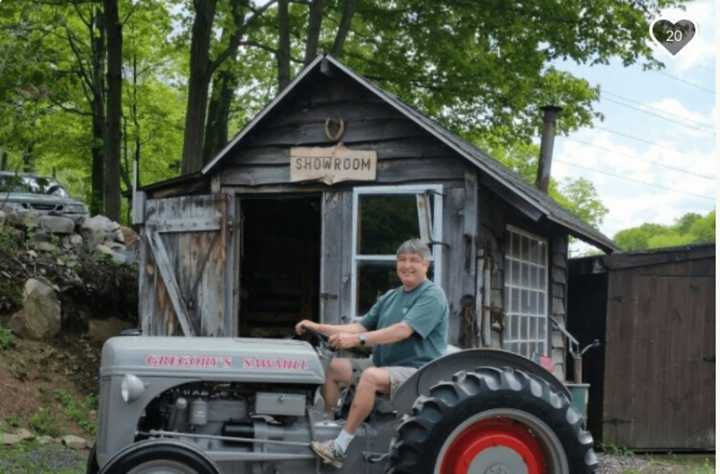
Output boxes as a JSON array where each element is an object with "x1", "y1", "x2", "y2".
[{"x1": 295, "y1": 239, "x2": 448, "y2": 468}]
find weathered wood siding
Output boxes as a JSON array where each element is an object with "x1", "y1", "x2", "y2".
[
  {"x1": 475, "y1": 182, "x2": 570, "y2": 379},
  {"x1": 218, "y1": 71, "x2": 466, "y2": 188},
  {"x1": 319, "y1": 190, "x2": 353, "y2": 325},
  {"x1": 602, "y1": 255, "x2": 715, "y2": 450},
  {"x1": 139, "y1": 194, "x2": 231, "y2": 336}
]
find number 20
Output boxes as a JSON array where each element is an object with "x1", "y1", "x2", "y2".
[{"x1": 666, "y1": 30, "x2": 683, "y2": 42}]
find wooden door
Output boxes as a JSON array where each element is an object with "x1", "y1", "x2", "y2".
[{"x1": 138, "y1": 194, "x2": 234, "y2": 336}]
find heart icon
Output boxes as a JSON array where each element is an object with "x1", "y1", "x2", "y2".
[{"x1": 651, "y1": 19, "x2": 696, "y2": 55}]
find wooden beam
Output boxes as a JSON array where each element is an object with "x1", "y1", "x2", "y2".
[{"x1": 146, "y1": 231, "x2": 196, "y2": 337}]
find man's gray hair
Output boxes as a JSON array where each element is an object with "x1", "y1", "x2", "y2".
[{"x1": 396, "y1": 238, "x2": 431, "y2": 261}]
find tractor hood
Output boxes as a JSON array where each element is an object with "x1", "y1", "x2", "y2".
[{"x1": 100, "y1": 336, "x2": 325, "y2": 385}]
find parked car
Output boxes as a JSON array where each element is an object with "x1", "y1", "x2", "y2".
[{"x1": 0, "y1": 171, "x2": 89, "y2": 222}]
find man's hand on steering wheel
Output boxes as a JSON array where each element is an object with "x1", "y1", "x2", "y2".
[
  {"x1": 295, "y1": 319, "x2": 318, "y2": 336},
  {"x1": 328, "y1": 333, "x2": 359, "y2": 350}
]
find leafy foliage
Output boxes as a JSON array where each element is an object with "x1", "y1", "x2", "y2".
[
  {"x1": 613, "y1": 211, "x2": 716, "y2": 251},
  {"x1": 0, "y1": 0, "x2": 688, "y2": 223},
  {"x1": 484, "y1": 140, "x2": 609, "y2": 229}
]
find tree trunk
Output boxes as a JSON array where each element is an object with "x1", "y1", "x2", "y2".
[
  {"x1": 304, "y1": 0, "x2": 324, "y2": 65},
  {"x1": 277, "y1": 0, "x2": 290, "y2": 90},
  {"x1": 181, "y1": 0, "x2": 218, "y2": 175},
  {"x1": 103, "y1": 0, "x2": 122, "y2": 221},
  {"x1": 90, "y1": 6, "x2": 106, "y2": 217},
  {"x1": 203, "y1": 68, "x2": 239, "y2": 162},
  {"x1": 331, "y1": 0, "x2": 357, "y2": 57}
]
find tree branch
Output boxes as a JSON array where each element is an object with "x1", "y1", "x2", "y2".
[
  {"x1": 209, "y1": 0, "x2": 278, "y2": 74},
  {"x1": 331, "y1": 0, "x2": 357, "y2": 56}
]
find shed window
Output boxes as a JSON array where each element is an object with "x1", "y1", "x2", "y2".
[
  {"x1": 351, "y1": 185, "x2": 443, "y2": 318},
  {"x1": 503, "y1": 226, "x2": 548, "y2": 359}
]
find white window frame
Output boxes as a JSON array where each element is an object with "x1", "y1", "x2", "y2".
[
  {"x1": 503, "y1": 225, "x2": 549, "y2": 358},
  {"x1": 351, "y1": 184, "x2": 444, "y2": 319}
]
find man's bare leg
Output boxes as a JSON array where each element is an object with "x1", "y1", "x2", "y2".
[
  {"x1": 344, "y1": 367, "x2": 390, "y2": 434},
  {"x1": 322, "y1": 358, "x2": 352, "y2": 414}
]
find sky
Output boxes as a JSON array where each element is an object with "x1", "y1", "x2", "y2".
[{"x1": 551, "y1": 0, "x2": 716, "y2": 254}]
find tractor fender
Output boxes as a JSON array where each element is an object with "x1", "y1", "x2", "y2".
[
  {"x1": 391, "y1": 348, "x2": 570, "y2": 414},
  {"x1": 98, "y1": 438, "x2": 221, "y2": 474}
]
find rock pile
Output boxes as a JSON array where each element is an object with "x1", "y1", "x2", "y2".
[{"x1": 0, "y1": 208, "x2": 139, "y2": 342}]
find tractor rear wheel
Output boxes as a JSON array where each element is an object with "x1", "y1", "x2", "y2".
[{"x1": 387, "y1": 367, "x2": 597, "y2": 474}]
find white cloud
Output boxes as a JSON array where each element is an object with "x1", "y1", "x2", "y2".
[
  {"x1": 554, "y1": 128, "x2": 715, "y2": 240},
  {"x1": 649, "y1": 98, "x2": 714, "y2": 128}
]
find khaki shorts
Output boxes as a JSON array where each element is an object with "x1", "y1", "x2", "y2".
[{"x1": 349, "y1": 358, "x2": 417, "y2": 398}]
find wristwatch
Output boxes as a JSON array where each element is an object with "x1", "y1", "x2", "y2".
[{"x1": 358, "y1": 334, "x2": 368, "y2": 346}]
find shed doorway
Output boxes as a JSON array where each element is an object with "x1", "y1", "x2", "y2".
[{"x1": 238, "y1": 196, "x2": 321, "y2": 338}]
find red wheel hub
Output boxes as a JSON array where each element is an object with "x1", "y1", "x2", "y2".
[{"x1": 440, "y1": 418, "x2": 547, "y2": 474}]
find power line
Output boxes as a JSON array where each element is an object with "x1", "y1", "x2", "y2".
[
  {"x1": 593, "y1": 126, "x2": 660, "y2": 146},
  {"x1": 564, "y1": 137, "x2": 715, "y2": 180},
  {"x1": 556, "y1": 158, "x2": 716, "y2": 201},
  {"x1": 603, "y1": 91, "x2": 715, "y2": 129},
  {"x1": 656, "y1": 70, "x2": 715, "y2": 95},
  {"x1": 603, "y1": 96, "x2": 715, "y2": 133}
]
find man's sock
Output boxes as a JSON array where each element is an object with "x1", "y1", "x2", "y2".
[{"x1": 334, "y1": 429, "x2": 355, "y2": 454}]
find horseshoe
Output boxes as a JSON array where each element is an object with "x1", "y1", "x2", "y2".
[{"x1": 324, "y1": 118, "x2": 345, "y2": 142}]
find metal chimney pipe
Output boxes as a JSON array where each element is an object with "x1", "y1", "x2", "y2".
[{"x1": 535, "y1": 105, "x2": 562, "y2": 193}]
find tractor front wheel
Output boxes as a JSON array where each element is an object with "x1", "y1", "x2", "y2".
[
  {"x1": 387, "y1": 366, "x2": 597, "y2": 474},
  {"x1": 101, "y1": 443, "x2": 217, "y2": 474}
]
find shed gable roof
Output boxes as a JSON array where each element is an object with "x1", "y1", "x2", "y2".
[{"x1": 203, "y1": 55, "x2": 616, "y2": 252}]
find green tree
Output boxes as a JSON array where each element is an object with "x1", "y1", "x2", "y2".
[{"x1": 614, "y1": 211, "x2": 716, "y2": 251}]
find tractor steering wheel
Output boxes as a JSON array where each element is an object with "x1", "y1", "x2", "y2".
[{"x1": 300, "y1": 325, "x2": 330, "y2": 345}]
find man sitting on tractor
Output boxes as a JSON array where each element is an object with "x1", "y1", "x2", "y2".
[{"x1": 295, "y1": 238, "x2": 449, "y2": 468}]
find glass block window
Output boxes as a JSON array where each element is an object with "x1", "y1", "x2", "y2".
[{"x1": 503, "y1": 226, "x2": 548, "y2": 359}]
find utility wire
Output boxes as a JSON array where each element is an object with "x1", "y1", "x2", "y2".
[
  {"x1": 556, "y1": 159, "x2": 716, "y2": 201},
  {"x1": 593, "y1": 126, "x2": 670, "y2": 146},
  {"x1": 603, "y1": 91, "x2": 715, "y2": 129},
  {"x1": 564, "y1": 137, "x2": 715, "y2": 180},
  {"x1": 656, "y1": 70, "x2": 715, "y2": 95},
  {"x1": 603, "y1": 97, "x2": 715, "y2": 133}
]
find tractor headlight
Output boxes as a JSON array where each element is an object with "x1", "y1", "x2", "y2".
[{"x1": 120, "y1": 374, "x2": 146, "y2": 404}]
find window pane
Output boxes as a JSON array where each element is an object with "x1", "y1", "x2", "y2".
[
  {"x1": 539, "y1": 319, "x2": 546, "y2": 340},
  {"x1": 539, "y1": 269, "x2": 546, "y2": 289},
  {"x1": 530, "y1": 317, "x2": 537, "y2": 339},
  {"x1": 358, "y1": 195, "x2": 419, "y2": 255},
  {"x1": 529, "y1": 240, "x2": 538, "y2": 263},
  {"x1": 521, "y1": 263, "x2": 529, "y2": 287},
  {"x1": 511, "y1": 233, "x2": 519, "y2": 257},
  {"x1": 512, "y1": 289, "x2": 520, "y2": 313},
  {"x1": 520, "y1": 342, "x2": 528, "y2": 357},
  {"x1": 521, "y1": 237, "x2": 529, "y2": 260},
  {"x1": 522, "y1": 291, "x2": 530, "y2": 314},
  {"x1": 539, "y1": 293, "x2": 546, "y2": 313},
  {"x1": 520, "y1": 317, "x2": 528, "y2": 340},
  {"x1": 530, "y1": 266, "x2": 538, "y2": 289},
  {"x1": 356, "y1": 261, "x2": 400, "y2": 315},
  {"x1": 538, "y1": 242, "x2": 546, "y2": 265}
]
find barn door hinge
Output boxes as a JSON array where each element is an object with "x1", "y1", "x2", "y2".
[{"x1": 320, "y1": 292, "x2": 338, "y2": 300}]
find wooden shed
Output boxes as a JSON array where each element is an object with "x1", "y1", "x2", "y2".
[
  {"x1": 567, "y1": 244, "x2": 715, "y2": 450},
  {"x1": 134, "y1": 55, "x2": 616, "y2": 382}
]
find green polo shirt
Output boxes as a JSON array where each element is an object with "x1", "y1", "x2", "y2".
[{"x1": 359, "y1": 280, "x2": 448, "y2": 368}]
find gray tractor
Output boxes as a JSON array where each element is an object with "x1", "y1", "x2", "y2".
[{"x1": 87, "y1": 329, "x2": 597, "y2": 474}]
